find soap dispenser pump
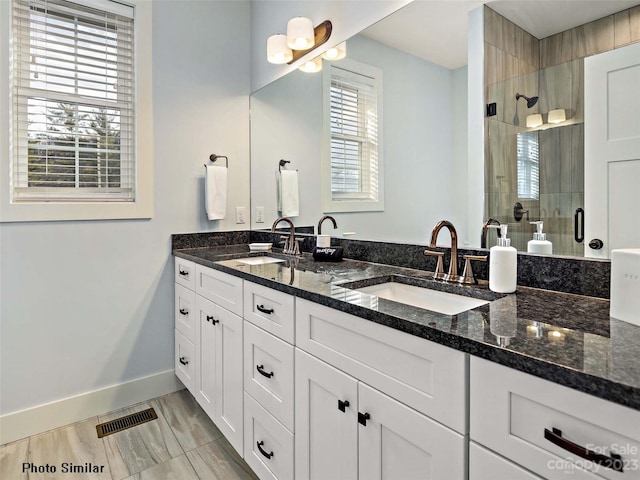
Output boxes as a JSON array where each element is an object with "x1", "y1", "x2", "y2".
[
  {"x1": 528, "y1": 221, "x2": 553, "y2": 254},
  {"x1": 488, "y1": 224, "x2": 517, "y2": 293}
]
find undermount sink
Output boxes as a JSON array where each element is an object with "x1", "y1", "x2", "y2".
[
  {"x1": 233, "y1": 256, "x2": 285, "y2": 266},
  {"x1": 353, "y1": 282, "x2": 489, "y2": 315}
]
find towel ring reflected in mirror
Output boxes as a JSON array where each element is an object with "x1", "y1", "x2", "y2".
[{"x1": 204, "y1": 154, "x2": 228, "y2": 168}]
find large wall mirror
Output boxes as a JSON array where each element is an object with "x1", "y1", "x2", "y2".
[{"x1": 250, "y1": 0, "x2": 640, "y2": 258}]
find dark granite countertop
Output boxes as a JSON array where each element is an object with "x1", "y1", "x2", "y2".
[{"x1": 173, "y1": 244, "x2": 640, "y2": 411}]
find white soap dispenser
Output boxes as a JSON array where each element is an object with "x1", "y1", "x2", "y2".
[
  {"x1": 488, "y1": 224, "x2": 517, "y2": 293},
  {"x1": 528, "y1": 221, "x2": 553, "y2": 254}
]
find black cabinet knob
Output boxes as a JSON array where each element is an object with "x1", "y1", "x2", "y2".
[
  {"x1": 256, "y1": 364, "x2": 274, "y2": 378},
  {"x1": 256, "y1": 305, "x2": 274, "y2": 315},
  {"x1": 179, "y1": 357, "x2": 188, "y2": 366},
  {"x1": 338, "y1": 399, "x2": 350, "y2": 412},
  {"x1": 179, "y1": 308, "x2": 188, "y2": 316},
  {"x1": 257, "y1": 441, "x2": 274, "y2": 459},
  {"x1": 358, "y1": 412, "x2": 370, "y2": 426}
]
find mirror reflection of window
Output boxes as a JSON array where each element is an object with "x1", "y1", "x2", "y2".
[
  {"x1": 329, "y1": 66, "x2": 378, "y2": 200},
  {"x1": 516, "y1": 131, "x2": 539, "y2": 200}
]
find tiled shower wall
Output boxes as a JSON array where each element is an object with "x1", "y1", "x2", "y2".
[{"x1": 484, "y1": 5, "x2": 640, "y2": 255}]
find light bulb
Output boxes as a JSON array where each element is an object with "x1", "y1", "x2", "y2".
[
  {"x1": 267, "y1": 34, "x2": 292, "y2": 64},
  {"x1": 322, "y1": 42, "x2": 346, "y2": 60},
  {"x1": 287, "y1": 17, "x2": 314, "y2": 50},
  {"x1": 298, "y1": 57, "x2": 322, "y2": 73}
]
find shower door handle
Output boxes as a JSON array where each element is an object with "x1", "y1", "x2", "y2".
[{"x1": 574, "y1": 208, "x2": 584, "y2": 243}]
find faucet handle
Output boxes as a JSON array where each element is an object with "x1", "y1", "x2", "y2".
[
  {"x1": 293, "y1": 238, "x2": 303, "y2": 255},
  {"x1": 279, "y1": 235, "x2": 290, "y2": 252},
  {"x1": 459, "y1": 255, "x2": 488, "y2": 285},
  {"x1": 424, "y1": 250, "x2": 446, "y2": 280}
]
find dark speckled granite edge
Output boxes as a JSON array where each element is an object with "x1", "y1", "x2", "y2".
[{"x1": 174, "y1": 231, "x2": 611, "y2": 299}]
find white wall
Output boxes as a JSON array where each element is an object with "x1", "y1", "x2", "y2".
[
  {"x1": 251, "y1": 34, "x2": 466, "y2": 245},
  {"x1": 251, "y1": 0, "x2": 412, "y2": 92},
  {"x1": 0, "y1": 0, "x2": 251, "y2": 425}
]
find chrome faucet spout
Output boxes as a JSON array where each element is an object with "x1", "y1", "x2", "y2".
[
  {"x1": 271, "y1": 217, "x2": 298, "y2": 255},
  {"x1": 429, "y1": 220, "x2": 459, "y2": 281},
  {"x1": 317, "y1": 215, "x2": 338, "y2": 235}
]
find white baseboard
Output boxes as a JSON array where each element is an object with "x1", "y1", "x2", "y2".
[{"x1": 0, "y1": 369, "x2": 183, "y2": 445}]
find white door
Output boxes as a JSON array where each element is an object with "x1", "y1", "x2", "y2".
[
  {"x1": 584, "y1": 42, "x2": 640, "y2": 258},
  {"x1": 215, "y1": 306, "x2": 244, "y2": 455},
  {"x1": 358, "y1": 382, "x2": 466, "y2": 480},
  {"x1": 295, "y1": 349, "x2": 358, "y2": 480},
  {"x1": 195, "y1": 295, "x2": 217, "y2": 420}
]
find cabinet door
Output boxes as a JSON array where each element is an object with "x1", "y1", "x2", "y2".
[
  {"x1": 215, "y1": 305, "x2": 244, "y2": 456},
  {"x1": 195, "y1": 295, "x2": 217, "y2": 420},
  {"x1": 295, "y1": 349, "x2": 358, "y2": 480},
  {"x1": 358, "y1": 383, "x2": 466, "y2": 480}
]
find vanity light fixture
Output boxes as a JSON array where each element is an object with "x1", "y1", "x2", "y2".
[
  {"x1": 287, "y1": 17, "x2": 315, "y2": 50},
  {"x1": 267, "y1": 19, "x2": 332, "y2": 65},
  {"x1": 298, "y1": 56, "x2": 323, "y2": 73},
  {"x1": 548, "y1": 108, "x2": 566, "y2": 124},
  {"x1": 322, "y1": 41, "x2": 346, "y2": 60},
  {"x1": 526, "y1": 114, "x2": 543, "y2": 128},
  {"x1": 267, "y1": 34, "x2": 293, "y2": 64}
]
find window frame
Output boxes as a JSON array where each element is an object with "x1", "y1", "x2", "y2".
[
  {"x1": 0, "y1": 0, "x2": 153, "y2": 222},
  {"x1": 321, "y1": 58, "x2": 384, "y2": 213}
]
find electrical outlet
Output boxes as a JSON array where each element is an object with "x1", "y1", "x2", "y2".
[
  {"x1": 610, "y1": 249, "x2": 640, "y2": 326},
  {"x1": 256, "y1": 206, "x2": 265, "y2": 223},
  {"x1": 235, "y1": 206, "x2": 246, "y2": 224}
]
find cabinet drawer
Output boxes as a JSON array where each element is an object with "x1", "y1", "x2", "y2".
[
  {"x1": 175, "y1": 329, "x2": 195, "y2": 393},
  {"x1": 175, "y1": 258, "x2": 195, "y2": 290},
  {"x1": 244, "y1": 393, "x2": 293, "y2": 480},
  {"x1": 470, "y1": 442, "x2": 543, "y2": 480},
  {"x1": 244, "y1": 282, "x2": 295, "y2": 344},
  {"x1": 195, "y1": 264, "x2": 243, "y2": 316},
  {"x1": 244, "y1": 322, "x2": 294, "y2": 431},
  {"x1": 175, "y1": 284, "x2": 196, "y2": 342},
  {"x1": 296, "y1": 298, "x2": 467, "y2": 433},
  {"x1": 471, "y1": 357, "x2": 640, "y2": 480}
]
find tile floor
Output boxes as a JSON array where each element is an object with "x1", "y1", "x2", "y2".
[{"x1": 0, "y1": 389, "x2": 259, "y2": 480}]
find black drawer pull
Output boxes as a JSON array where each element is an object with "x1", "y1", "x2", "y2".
[
  {"x1": 338, "y1": 400, "x2": 350, "y2": 412},
  {"x1": 257, "y1": 441, "x2": 273, "y2": 459},
  {"x1": 179, "y1": 308, "x2": 188, "y2": 316},
  {"x1": 358, "y1": 412, "x2": 370, "y2": 426},
  {"x1": 206, "y1": 315, "x2": 219, "y2": 325},
  {"x1": 256, "y1": 304, "x2": 274, "y2": 315},
  {"x1": 179, "y1": 357, "x2": 189, "y2": 366},
  {"x1": 179, "y1": 269, "x2": 189, "y2": 277},
  {"x1": 544, "y1": 428, "x2": 623, "y2": 472},
  {"x1": 256, "y1": 364, "x2": 274, "y2": 378}
]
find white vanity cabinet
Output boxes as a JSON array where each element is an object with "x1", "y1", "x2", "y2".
[
  {"x1": 470, "y1": 357, "x2": 640, "y2": 480},
  {"x1": 174, "y1": 259, "x2": 244, "y2": 455},
  {"x1": 295, "y1": 298, "x2": 467, "y2": 480},
  {"x1": 242, "y1": 282, "x2": 296, "y2": 480}
]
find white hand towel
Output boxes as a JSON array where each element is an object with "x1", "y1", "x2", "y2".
[
  {"x1": 205, "y1": 165, "x2": 227, "y2": 220},
  {"x1": 279, "y1": 170, "x2": 299, "y2": 217}
]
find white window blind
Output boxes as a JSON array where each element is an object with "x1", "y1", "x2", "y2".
[
  {"x1": 11, "y1": 0, "x2": 135, "y2": 202},
  {"x1": 516, "y1": 131, "x2": 539, "y2": 200},
  {"x1": 329, "y1": 65, "x2": 379, "y2": 201}
]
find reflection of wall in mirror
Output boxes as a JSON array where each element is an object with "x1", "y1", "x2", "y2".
[{"x1": 251, "y1": 34, "x2": 469, "y2": 245}]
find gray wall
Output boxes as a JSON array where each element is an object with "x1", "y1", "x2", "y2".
[{"x1": 0, "y1": 1, "x2": 251, "y2": 415}]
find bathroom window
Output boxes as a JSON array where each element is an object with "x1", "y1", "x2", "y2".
[
  {"x1": 3, "y1": 0, "x2": 153, "y2": 221},
  {"x1": 322, "y1": 59, "x2": 384, "y2": 213},
  {"x1": 516, "y1": 131, "x2": 539, "y2": 200}
]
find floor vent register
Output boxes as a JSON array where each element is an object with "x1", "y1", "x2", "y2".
[{"x1": 96, "y1": 407, "x2": 158, "y2": 438}]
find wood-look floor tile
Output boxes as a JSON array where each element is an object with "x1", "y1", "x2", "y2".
[
  {"x1": 0, "y1": 438, "x2": 30, "y2": 480},
  {"x1": 98, "y1": 401, "x2": 184, "y2": 480},
  {"x1": 155, "y1": 390, "x2": 223, "y2": 452},
  {"x1": 28, "y1": 417, "x2": 112, "y2": 479},
  {"x1": 122, "y1": 455, "x2": 199, "y2": 480},
  {"x1": 186, "y1": 437, "x2": 259, "y2": 480}
]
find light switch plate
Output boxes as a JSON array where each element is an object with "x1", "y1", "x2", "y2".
[
  {"x1": 256, "y1": 206, "x2": 264, "y2": 223},
  {"x1": 610, "y1": 248, "x2": 640, "y2": 326},
  {"x1": 235, "y1": 206, "x2": 246, "y2": 224}
]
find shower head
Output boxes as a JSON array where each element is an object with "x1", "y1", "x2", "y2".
[{"x1": 516, "y1": 93, "x2": 539, "y2": 108}]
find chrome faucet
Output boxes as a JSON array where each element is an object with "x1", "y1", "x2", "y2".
[
  {"x1": 272, "y1": 217, "x2": 300, "y2": 255},
  {"x1": 317, "y1": 215, "x2": 338, "y2": 235},
  {"x1": 481, "y1": 218, "x2": 501, "y2": 248},
  {"x1": 427, "y1": 220, "x2": 459, "y2": 282}
]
